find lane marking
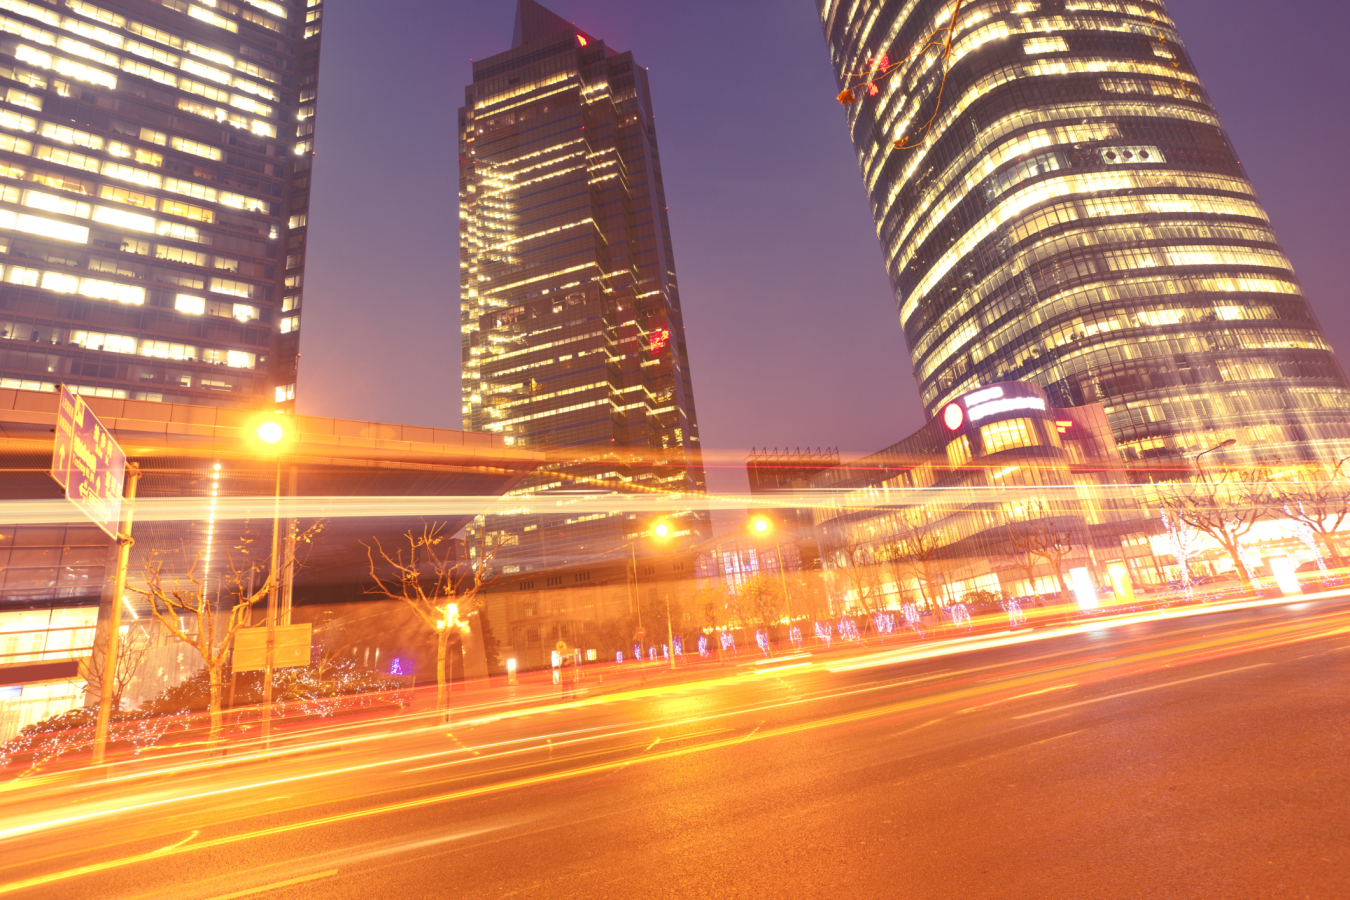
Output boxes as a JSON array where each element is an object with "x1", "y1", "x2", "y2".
[
  {"x1": 152, "y1": 830, "x2": 197, "y2": 854},
  {"x1": 959, "y1": 682, "x2": 1079, "y2": 714},
  {"x1": 202, "y1": 868, "x2": 338, "y2": 900},
  {"x1": 0, "y1": 694, "x2": 980, "y2": 895},
  {"x1": 889, "y1": 718, "x2": 943, "y2": 738},
  {"x1": 1012, "y1": 663, "x2": 1272, "y2": 719}
]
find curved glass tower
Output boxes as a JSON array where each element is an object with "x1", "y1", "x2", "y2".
[{"x1": 815, "y1": 0, "x2": 1350, "y2": 464}]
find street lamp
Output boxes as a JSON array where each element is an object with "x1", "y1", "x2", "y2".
[
  {"x1": 748, "y1": 515, "x2": 793, "y2": 628},
  {"x1": 630, "y1": 518, "x2": 676, "y2": 669},
  {"x1": 250, "y1": 415, "x2": 289, "y2": 745}
]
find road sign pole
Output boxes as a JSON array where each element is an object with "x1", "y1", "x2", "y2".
[
  {"x1": 92, "y1": 463, "x2": 140, "y2": 766},
  {"x1": 261, "y1": 457, "x2": 281, "y2": 747}
]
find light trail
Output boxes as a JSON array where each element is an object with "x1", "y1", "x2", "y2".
[
  {"x1": 0, "y1": 479, "x2": 1251, "y2": 525},
  {"x1": 2, "y1": 597, "x2": 1346, "y2": 898}
]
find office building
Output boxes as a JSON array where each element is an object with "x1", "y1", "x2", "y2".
[
  {"x1": 459, "y1": 0, "x2": 708, "y2": 571},
  {"x1": 0, "y1": 0, "x2": 324, "y2": 411},
  {"x1": 815, "y1": 0, "x2": 1350, "y2": 464},
  {"x1": 808, "y1": 380, "x2": 1152, "y2": 610}
]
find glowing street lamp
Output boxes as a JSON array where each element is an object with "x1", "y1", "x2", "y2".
[
  {"x1": 631, "y1": 518, "x2": 676, "y2": 668},
  {"x1": 256, "y1": 420, "x2": 285, "y2": 445},
  {"x1": 748, "y1": 515, "x2": 793, "y2": 628},
  {"x1": 249, "y1": 415, "x2": 289, "y2": 745}
]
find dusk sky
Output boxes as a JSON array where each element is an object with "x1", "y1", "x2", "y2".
[{"x1": 298, "y1": 0, "x2": 1349, "y2": 502}]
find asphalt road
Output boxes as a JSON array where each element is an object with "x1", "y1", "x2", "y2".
[{"x1": 2, "y1": 595, "x2": 1348, "y2": 899}]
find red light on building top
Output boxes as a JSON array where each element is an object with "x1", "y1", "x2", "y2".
[
  {"x1": 942, "y1": 403, "x2": 964, "y2": 431},
  {"x1": 577, "y1": 34, "x2": 588, "y2": 46}
]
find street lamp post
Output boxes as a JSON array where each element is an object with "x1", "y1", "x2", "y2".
[
  {"x1": 253, "y1": 418, "x2": 286, "y2": 746},
  {"x1": 630, "y1": 520, "x2": 676, "y2": 668},
  {"x1": 750, "y1": 516, "x2": 793, "y2": 628}
]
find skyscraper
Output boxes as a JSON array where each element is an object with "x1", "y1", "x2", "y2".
[
  {"x1": 459, "y1": 0, "x2": 708, "y2": 571},
  {"x1": 0, "y1": 0, "x2": 323, "y2": 411},
  {"x1": 816, "y1": 0, "x2": 1350, "y2": 464}
]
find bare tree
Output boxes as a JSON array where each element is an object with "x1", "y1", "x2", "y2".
[
  {"x1": 81, "y1": 621, "x2": 151, "y2": 712},
  {"x1": 364, "y1": 524, "x2": 494, "y2": 721},
  {"x1": 134, "y1": 557, "x2": 268, "y2": 743},
  {"x1": 830, "y1": 531, "x2": 881, "y2": 614},
  {"x1": 877, "y1": 513, "x2": 948, "y2": 611},
  {"x1": 133, "y1": 524, "x2": 323, "y2": 743},
  {"x1": 1158, "y1": 465, "x2": 1271, "y2": 590},
  {"x1": 1005, "y1": 504, "x2": 1075, "y2": 600},
  {"x1": 1270, "y1": 458, "x2": 1350, "y2": 562}
]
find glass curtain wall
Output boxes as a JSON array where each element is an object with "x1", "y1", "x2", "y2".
[
  {"x1": 459, "y1": 1, "x2": 708, "y2": 572},
  {"x1": 0, "y1": 0, "x2": 321, "y2": 409},
  {"x1": 815, "y1": 0, "x2": 1350, "y2": 466}
]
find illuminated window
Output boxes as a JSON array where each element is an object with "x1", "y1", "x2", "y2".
[
  {"x1": 275, "y1": 383, "x2": 294, "y2": 402},
  {"x1": 279, "y1": 315, "x2": 298, "y2": 334},
  {"x1": 160, "y1": 198, "x2": 213, "y2": 222},
  {"x1": 186, "y1": 5, "x2": 238, "y2": 34},
  {"x1": 174, "y1": 293, "x2": 204, "y2": 314},
  {"x1": 23, "y1": 189, "x2": 91, "y2": 217},
  {"x1": 225, "y1": 349, "x2": 254, "y2": 368},
  {"x1": 140, "y1": 339, "x2": 196, "y2": 360},
  {"x1": 156, "y1": 245, "x2": 207, "y2": 266},
  {"x1": 0, "y1": 133, "x2": 33, "y2": 155},
  {"x1": 184, "y1": 41, "x2": 233, "y2": 67},
  {"x1": 6, "y1": 265, "x2": 38, "y2": 286},
  {"x1": 170, "y1": 137, "x2": 220, "y2": 160},
  {"x1": 139, "y1": 127, "x2": 167, "y2": 146},
  {"x1": 98, "y1": 184, "x2": 155, "y2": 209},
  {"x1": 128, "y1": 21, "x2": 182, "y2": 49},
  {"x1": 78, "y1": 278, "x2": 144, "y2": 304},
  {"x1": 5, "y1": 87, "x2": 42, "y2": 111},
  {"x1": 68, "y1": 2, "x2": 126, "y2": 29},
  {"x1": 41, "y1": 270, "x2": 78, "y2": 293},
  {"x1": 946, "y1": 434, "x2": 972, "y2": 468},
  {"x1": 212, "y1": 255, "x2": 237, "y2": 271},
  {"x1": 69, "y1": 330, "x2": 137, "y2": 353},
  {"x1": 101, "y1": 161, "x2": 160, "y2": 188},
  {"x1": 178, "y1": 97, "x2": 223, "y2": 120},
  {"x1": 155, "y1": 220, "x2": 205, "y2": 243},
  {"x1": 230, "y1": 303, "x2": 258, "y2": 321},
  {"x1": 210, "y1": 277, "x2": 253, "y2": 299},
  {"x1": 219, "y1": 191, "x2": 266, "y2": 213},
  {"x1": 288, "y1": 213, "x2": 306, "y2": 229},
  {"x1": 37, "y1": 145, "x2": 99, "y2": 172},
  {"x1": 92, "y1": 205, "x2": 154, "y2": 232},
  {"x1": 980, "y1": 418, "x2": 1041, "y2": 455},
  {"x1": 39, "y1": 122, "x2": 101, "y2": 150},
  {"x1": 164, "y1": 177, "x2": 215, "y2": 202},
  {"x1": 241, "y1": 9, "x2": 280, "y2": 33}
]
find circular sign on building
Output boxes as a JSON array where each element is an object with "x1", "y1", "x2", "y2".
[{"x1": 942, "y1": 403, "x2": 964, "y2": 431}]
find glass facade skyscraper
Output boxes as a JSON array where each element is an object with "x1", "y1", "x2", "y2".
[
  {"x1": 815, "y1": 0, "x2": 1350, "y2": 464},
  {"x1": 0, "y1": 0, "x2": 322, "y2": 410},
  {"x1": 460, "y1": 0, "x2": 708, "y2": 571}
]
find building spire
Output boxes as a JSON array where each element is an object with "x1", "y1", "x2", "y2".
[{"x1": 512, "y1": 0, "x2": 579, "y2": 49}]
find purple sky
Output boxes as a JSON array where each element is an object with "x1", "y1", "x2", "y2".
[{"x1": 298, "y1": 1, "x2": 1349, "y2": 500}]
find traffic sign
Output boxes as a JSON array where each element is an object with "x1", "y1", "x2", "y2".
[
  {"x1": 51, "y1": 386, "x2": 126, "y2": 538},
  {"x1": 233, "y1": 623, "x2": 313, "y2": 671}
]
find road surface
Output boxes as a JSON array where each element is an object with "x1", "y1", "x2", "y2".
[{"x1": 1, "y1": 594, "x2": 1347, "y2": 899}]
